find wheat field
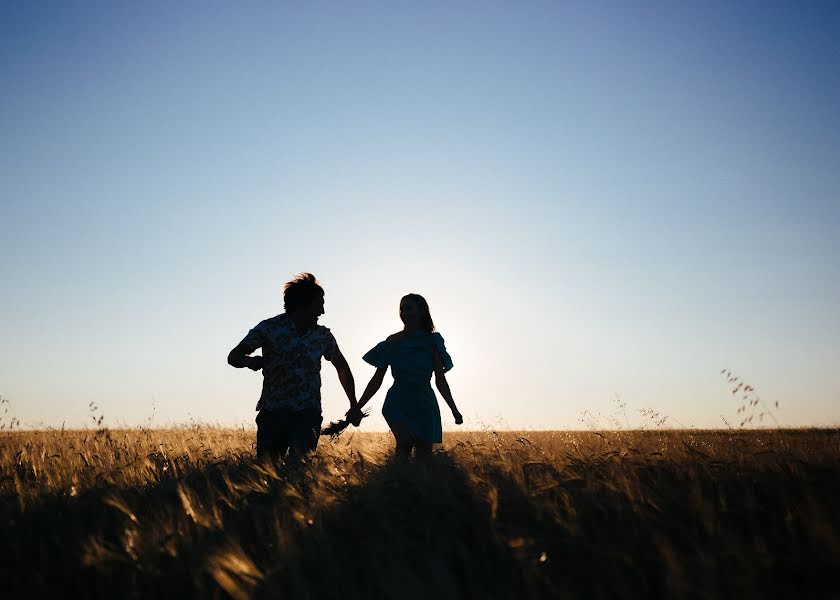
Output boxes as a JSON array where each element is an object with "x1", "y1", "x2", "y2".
[{"x1": 2, "y1": 426, "x2": 839, "y2": 599}]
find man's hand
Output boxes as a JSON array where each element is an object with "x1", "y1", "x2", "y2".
[
  {"x1": 247, "y1": 356, "x2": 264, "y2": 371},
  {"x1": 346, "y1": 405, "x2": 364, "y2": 427}
]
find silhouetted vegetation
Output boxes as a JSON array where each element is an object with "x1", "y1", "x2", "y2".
[{"x1": 2, "y1": 428, "x2": 839, "y2": 598}]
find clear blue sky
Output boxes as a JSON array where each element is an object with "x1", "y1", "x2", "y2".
[{"x1": 2, "y1": 1, "x2": 839, "y2": 429}]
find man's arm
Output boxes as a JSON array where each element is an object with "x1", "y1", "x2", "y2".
[
  {"x1": 228, "y1": 330, "x2": 264, "y2": 371},
  {"x1": 329, "y1": 349, "x2": 357, "y2": 410}
]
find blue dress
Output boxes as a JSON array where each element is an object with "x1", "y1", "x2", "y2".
[{"x1": 362, "y1": 331, "x2": 454, "y2": 444}]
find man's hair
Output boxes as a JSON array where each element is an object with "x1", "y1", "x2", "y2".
[{"x1": 284, "y1": 273, "x2": 324, "y2": 312}]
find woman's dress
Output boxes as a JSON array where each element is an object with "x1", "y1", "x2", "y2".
[{"x1": 362, "y1": 331, "x2": 453, "y2": 443}]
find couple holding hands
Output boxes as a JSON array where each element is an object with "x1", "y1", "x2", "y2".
[{"x1": 228, "y1": 273, "x2": 462, "y2": 461}]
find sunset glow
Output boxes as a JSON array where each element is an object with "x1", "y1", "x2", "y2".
[{"x1": 1, "y1": 2, "x2": 838, "y2": 429}]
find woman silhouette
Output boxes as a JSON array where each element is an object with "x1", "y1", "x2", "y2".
[{"x1": 353, "y1": 294, "x2": 462, "y2": 458}]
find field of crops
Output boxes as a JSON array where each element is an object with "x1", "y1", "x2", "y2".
[{"x1": 2, "y1": 427, "x2": 839, "y2": 599}]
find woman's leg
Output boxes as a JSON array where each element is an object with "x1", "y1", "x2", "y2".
[
  {"x1": 389, "y1": 420, "x2": 415, "y2": 459},
  {"x1": 413, "y1": 439, "x2": 433, "y2": 458}
]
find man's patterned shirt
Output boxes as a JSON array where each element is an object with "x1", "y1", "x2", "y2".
[{"x1": 238, "y1": 314, "x2": 340, "y2": 414}]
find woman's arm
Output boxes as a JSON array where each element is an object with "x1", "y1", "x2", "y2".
[
  {"x1": 356, "y1": 366, "x2": 388, "y2": 411},
  {"x1": 433, "y1": 349, "x2": 462, "y2": 424}
]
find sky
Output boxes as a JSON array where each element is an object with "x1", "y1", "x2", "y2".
[{"x1": 1, "y1": 1, "x2": 839, "y2": 430}]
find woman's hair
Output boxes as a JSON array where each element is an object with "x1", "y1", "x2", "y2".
[
  {"x1": 402, "y1": 293, "x2": 435, "y2": 333},
  {"x1": 284, "y1": 273, "x2": 324, "y2": 312}
]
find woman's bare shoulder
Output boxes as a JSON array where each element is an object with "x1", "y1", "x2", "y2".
[{"x1": 385, "y1": 331, "x2": 406, "y2": 342}]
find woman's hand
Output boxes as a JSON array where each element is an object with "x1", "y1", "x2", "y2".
[
  {"x1": 346, "y1": 406, "x2": 364, "y2": 427},
  {"x1": 453, "y1": 409, "x2": 463, "y2": 425}
]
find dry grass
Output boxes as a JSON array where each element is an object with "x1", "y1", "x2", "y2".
[{"x1": 2, "y1": 426, "x2": 839, "y2": 598}]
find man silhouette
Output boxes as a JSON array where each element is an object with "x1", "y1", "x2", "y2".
[{"x1": 228, "y1": 273, "x2": 358, "y2": 461}]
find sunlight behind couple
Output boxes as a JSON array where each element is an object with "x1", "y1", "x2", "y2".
[
  {"x1": 307, "y1": 271, "x2": 493, "y2": 433},
  {"x1": 2, "y1": 1, "x2": 838, "y2": 431}
]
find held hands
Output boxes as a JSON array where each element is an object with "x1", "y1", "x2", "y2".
[
  {"x1": 346, "y1": 405, "x2": 364, "y2": 427},
  {"x1": 247, "y1": 356, "x2": 264, "y2": 371},
  {"x1": 452, "y1": 408, "x2": 463, "y2": 425}
]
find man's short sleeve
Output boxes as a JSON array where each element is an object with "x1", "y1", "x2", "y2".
[
  {"x1": 238, "y1": 324, "x2": 265, "y2": 354},
  {"x1": 322, "y1": 329, "x2": 340, "y2": 362}
]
